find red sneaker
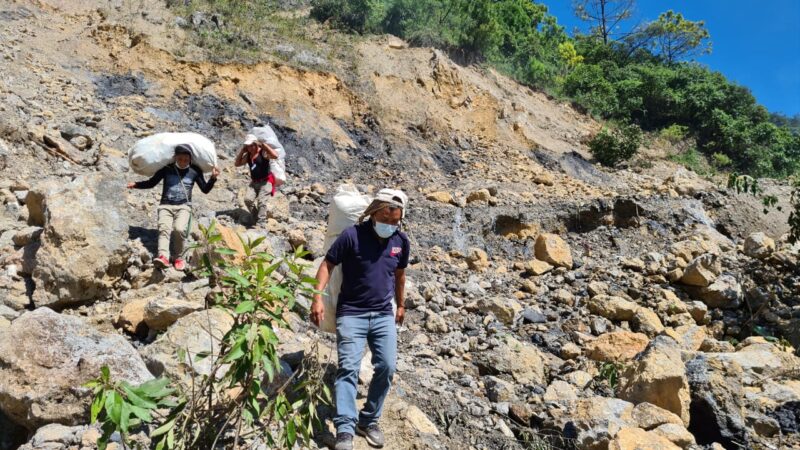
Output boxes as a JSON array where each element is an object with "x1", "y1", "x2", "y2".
[
  {"x1": 173, "y1": 258, "x2": 186, "y2": 271},
  {"x1": 153, "y1": 255, "x2": 169, "y2": 269}
]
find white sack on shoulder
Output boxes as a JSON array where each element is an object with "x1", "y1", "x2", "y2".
[
  {"x1": 248, "y1": 125, "x2": 287, "y2": 184},
  {"x1": 128, "y1": 132, "x2": 217, "y2": 176},
  {"x1": 314, "y1": 185, "x2": 375, "y2": 333}
]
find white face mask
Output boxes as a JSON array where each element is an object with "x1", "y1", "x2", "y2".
[{"x1": 373, "y1": 221, "x2": 398, "y2": 238}]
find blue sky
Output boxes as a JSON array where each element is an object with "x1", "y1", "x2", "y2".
[{"x1": 539, "y1": 0, "x2": 800, "y2": 116}]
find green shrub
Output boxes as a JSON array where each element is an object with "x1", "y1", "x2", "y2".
[
  {"x1": 711, "y1": 152, "x2": 732, "y2": 168},
  {"x1": 311, "y1": 0, "x2": 374, "y2": 33},
  {"x1": 660, "y1": 124, "x2": 689, "y2": 143},
  {"x1": 669, "y1": 148, "x2": 713, "y2": 175},
  {"x1": 598, "y1": 361, "x2": 625, "y2": 392},
  {"x1": 561, "y1": 63, "x2": 618, "y2": 117},
  {"x1": 588, "y1": 123, "x2": 642, "y2": 166}
]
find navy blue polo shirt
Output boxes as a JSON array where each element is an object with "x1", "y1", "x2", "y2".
[{"x1": 325, "y1": 221, "x2": 410, "y2": 317}]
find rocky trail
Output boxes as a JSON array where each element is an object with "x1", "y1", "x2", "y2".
[{"x1": 0, "y1": 1, "x2": 799, "y2": 450}]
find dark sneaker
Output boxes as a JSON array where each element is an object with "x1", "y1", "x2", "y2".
[
  {"x1": 356, "y1": 424, "x2": 385, "y2": 448},
  {"x1": 173, "y1": 258, "x2": 186, "y2": 271},
  {"x1": 334, "y1": 432, "x2": 353, "y2": 450},
  {"x1": 153, "y1": 255, "x2": 169, "y2": 269}
]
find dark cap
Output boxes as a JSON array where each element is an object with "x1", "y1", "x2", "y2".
[{"x1": 174, "y1": 144, "x2": 192, "y2": 156}]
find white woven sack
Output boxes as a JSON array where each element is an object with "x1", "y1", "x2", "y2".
[
  {"x1": 313, "y1": 185, "x2": 371, "y2": 333},
  {"x1": 248, "y1": 126, "x2": 287, "y2": 184},
  {"x1": 128, "y1": 132, "x2": 217, "y2": 176}
]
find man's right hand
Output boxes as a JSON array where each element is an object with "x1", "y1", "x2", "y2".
[
  {"x1": 126, "y1": 182, "x2": 136, "y2": 189},
  {"x1": 310, "y1": 298, "x2": 324, "y2": 327}
]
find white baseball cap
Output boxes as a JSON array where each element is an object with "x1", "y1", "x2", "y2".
[
  {"x1": 243, "y1": 134, "x2": 260, "y2": 146},
  {"x1": 374, "y1": 188, "x2": 408, "y2": 217}
]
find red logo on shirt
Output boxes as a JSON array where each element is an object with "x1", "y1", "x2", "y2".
[{"x1": 390, "y1": 247, "x2": 402, "y2": 256}]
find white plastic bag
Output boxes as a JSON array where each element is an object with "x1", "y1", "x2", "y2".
[
  {"x1": 315, "y1": 185, "x2": 371, "y2": 333},
  {"x1": 128, "y1": 132, "x2": 218, "y2": 176},
  {"x1": 248, "y1": 126, "x2": 287, "y2": 184}
]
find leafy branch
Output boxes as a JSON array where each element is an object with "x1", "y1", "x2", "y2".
[{"x1": 88, "y1": 221, "x2": 331, "y2": 449}]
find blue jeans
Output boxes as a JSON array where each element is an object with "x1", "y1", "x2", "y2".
[{"x1": 334, "y1": 312, "x2": 397, "y2": 435}]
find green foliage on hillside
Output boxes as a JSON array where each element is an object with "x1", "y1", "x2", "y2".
[
  {"x1": 311, "y1": 0, "x2": 800, "y2": 176},
  {"x1": 589, "y1": 123, "x2": 642, "y2": 167}
]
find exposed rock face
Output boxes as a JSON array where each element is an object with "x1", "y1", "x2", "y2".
[
  {"x1": 0, "y1": 308, "x2": 152, "y2": 430},
  {"x1": 28, "y1": 175, "x2": 133, "y2": 308},
  {"x1": 618, "y1": 337, "x2": 691, "y2": 426}
]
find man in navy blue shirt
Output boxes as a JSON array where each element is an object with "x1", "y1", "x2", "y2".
[{"x1": 312, "y1": 188, "x2": 409, "y2": 450}]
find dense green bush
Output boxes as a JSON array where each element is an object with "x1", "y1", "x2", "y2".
[
  {"x1": 669, "y1": 148, "x2": 714, "y2": 175},
  {"x1": 711, "y1": 152, "x2": 732, "y2": 168},
  {"x1": 588, "y1": 123, "x2": 642, "y2": 166},
  {"x1": 660, "y1": 124, "x2": 689, "y2": 143},
  {"x1": 561, "y1": 64, "x2": 618, "y2": 116},
  {"x1": 310, "y1": 0, "x2": 374, "y2": 32}
]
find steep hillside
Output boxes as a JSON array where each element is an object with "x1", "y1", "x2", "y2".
[{"x1": 0, "y1": 1, "x2": 798, "y2": 450}]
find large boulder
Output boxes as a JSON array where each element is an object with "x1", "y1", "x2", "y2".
[
  {"x1": 618, "y1": 337, "x2": 691, "y2": 426},
  {"x1": 679, "y1": 254, "x2": 720, "y2": 287},
  {"x1": 28, "y1": 175, "x2": 133, "y2": 308},
  {"x1": 743, "y1": 232, "x2": 775, "y2": 259},
  {"x1": 608, "y1": 427, "x2": 681, "y2": 450},
  {"x1": 0, "y1": 308, "x2": 152, "y2": 430},
  {"x1": 706, "y1": 341, "x2": 797, "y2": 385},
  {"x1": 685, "y1": 355, "x2": 748, "y2": 448},
  {"x1": 534, "y1": 233, "x2": 573, "y2": 268},
  {"x1": 479, "y1": 297, "x2": 522, "y2": 324},
  {"x1": 143, "y1": 296, "x2": 204, "y2": 331},
  {"x1": 663, "y1": 325, "x2": 707, "y2": 351},
  {"x1": 560, "y1": 397, "x2": 635, "y2": 450},
  {"x1": 587, "y1": 295, "x2": 638, "y2": 321},
  {"x1": 691, "y1": 274, "x2": 741, "y2": 309},
  {"x1": 585, "y1": 331, "x2": 649, "y2": 363},
  {"x1": 631, "y1": 307, "x2": 665, "y2": 337},
  {"x1": 141, "y1": 309, "x2": 234, "y2": 385},
  {"x1": 465, "y1": 247, "x2": 489, "y2": 271},
  {"x1": 475, "y1": 336, "x2": 547, "y2": 385},
  {"x1": 558, "y1": 398, "x2": 694, "y2": 450}
]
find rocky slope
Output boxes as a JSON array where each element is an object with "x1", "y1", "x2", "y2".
[{"x1": 0, "y1": 1, "x2": 798, "y2": 450}]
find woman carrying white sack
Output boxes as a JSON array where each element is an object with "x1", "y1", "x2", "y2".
[
  {"x1": 127, "y1": 144, "x2": 219, "y2": 271},
  {"x1": 234, "y1": 125, "x2": 287, "y2": 227}
]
